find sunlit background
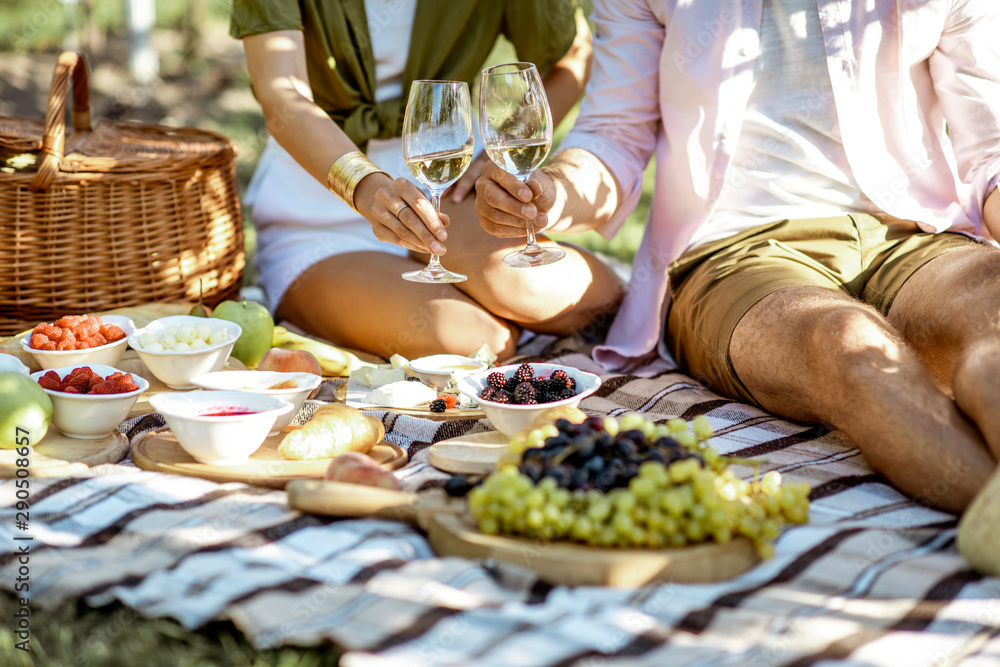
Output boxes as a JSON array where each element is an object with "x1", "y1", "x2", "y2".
[{"x1": 0, "y1": 0, "x2": 652, "y2": 288}]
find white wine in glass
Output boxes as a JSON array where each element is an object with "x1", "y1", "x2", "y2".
[
  {"x1": 480, "y1": 62, "x2": 565, "y2": 268},
  {"x1": 401, "y1": 80, "x2": 474, "y2": 283}
]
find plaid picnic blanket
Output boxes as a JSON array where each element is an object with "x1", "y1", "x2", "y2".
[{"x1": 3, "y1": 334, "x2": 1000, "y2": 666}]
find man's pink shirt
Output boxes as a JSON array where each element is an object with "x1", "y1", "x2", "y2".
[{"x1": 559, "y1": 0, "x2": 1000, "y2": 368}]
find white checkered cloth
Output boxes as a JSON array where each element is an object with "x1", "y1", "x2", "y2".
[{"x1": 3, "y1": 336, "x2": 1000, "y2": 666}]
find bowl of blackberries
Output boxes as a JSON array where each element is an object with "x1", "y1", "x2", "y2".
[{"x1": 457, "y1": 362, "x2": 602, "y2": 437}]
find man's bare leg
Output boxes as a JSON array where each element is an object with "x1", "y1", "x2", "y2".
[
  {"x1": 887, "y1": 245, "x2": 1000, "y2": 460},
  {"x1": 728, "y1": 286, "x2": 994, "y2": 513}
]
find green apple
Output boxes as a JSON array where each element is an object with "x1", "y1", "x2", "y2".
[
  {"x1": 211, "y1": 298, "x2": 274, "y2": 368},
  {"x1": 0, "y1": 371, "x2": 53, "y2": 449}
]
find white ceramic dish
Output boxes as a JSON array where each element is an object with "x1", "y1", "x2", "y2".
[
  {"x1": 188, "y1": 370, "x2": 322, "y2": 435},
  {"x1": 20, "y1": 314, "x2": 136, "y2": 371},
  {"x1": 149, "y1": 390, "x2": 294, "y2": 465},
  {"x1": 407, "y1": 354, "x2": 487, "y2": 390},
  {"x1": 129, "y1": 315, "x2": 241, "y2": 390},
  {"x1": 456, "y1": 362, "x2": 602, "y2": 437},
  {"x1": 0, "y1": 354, "x2": 30, "y2": 376},
  {"x1": 30, "y1": 363, "x2": 149, "y2": 439}
]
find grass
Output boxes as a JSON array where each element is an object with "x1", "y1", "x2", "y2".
[{"x1": 0, "y1": 592, "x2": 340, "y2": 667}]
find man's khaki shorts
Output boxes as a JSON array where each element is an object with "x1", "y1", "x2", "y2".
[{"x1": 666, "y1": 214, "x2": 981, "y2": 406}]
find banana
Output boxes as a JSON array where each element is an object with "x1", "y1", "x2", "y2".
[{"x1": 271, "y1": 326, "x2": 376, "y2": 377}]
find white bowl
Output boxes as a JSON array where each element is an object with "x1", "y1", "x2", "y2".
[
  {"x1": 188, "y1": 371, "x2": 322, "y2": 435},
  {"x1": 129, "y1": 315, "x2": 241, "y2": 390},
  {"x1": 408, "y1": 354, "x2": 487, "y2": 390},
  {"x1": 20, "y1": 314, "x2": 136, "y2": 371},
  {"x1": 30, "y1": 363, "x2": 150, "y2": 439},
  {"x1": 457, "y1": 362, "x2": 602, "y2": 438},
  {"x1": 0, "y1": 354, "x2": 30, "y2": 376},
  {"x1": 150, "y1": 390, "x2": 294, "y2": 465}
]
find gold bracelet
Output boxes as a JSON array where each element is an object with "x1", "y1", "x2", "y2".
[{"x1": 327, "y1": 151, "x2": 390, "y2": 213}]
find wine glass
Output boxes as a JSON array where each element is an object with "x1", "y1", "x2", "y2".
[
  {"x1": 480, "y1": 62, "x2": 565, "y2": 268},
  {"x1": 400, "y1": 80, "x2": 474, "y2": 283}
]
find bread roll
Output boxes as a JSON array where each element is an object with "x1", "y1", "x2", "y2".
[{"x1": 279, "y1": 402, "x2": 385, "y2": 460}]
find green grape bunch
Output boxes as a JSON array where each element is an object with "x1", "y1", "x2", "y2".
[{"x1": 468, "y1": 414, "x2": 811, "y2": 558}]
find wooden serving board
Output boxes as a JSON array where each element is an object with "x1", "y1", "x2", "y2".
[
  {"x1": 132, "y1": 430, "x2": 407, "y2": 489},
  {"x1": 335, "y1": 382, "x2": 483, "y2": 420},
  {"x1": 285, "y1": 479, "x2": 761, "y2": 587},
  {"x1": 0, "y1": 425, "x2": 130, "y2": 478},
  {"x1": 424, "y1": 512, "x2": 760, "y2": 587},
  {"x1": 286, "y1": 480, "x2": 465, "y2": 524},
  {"x1": 428, "y1": 431, "x2": 508, "y2": 475}
]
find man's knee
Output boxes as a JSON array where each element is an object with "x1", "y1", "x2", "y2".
[{"x1": 799, "y1": 304, "x2": 904, "y2": 381}]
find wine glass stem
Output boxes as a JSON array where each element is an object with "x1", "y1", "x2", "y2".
[
  {"x1": 428, "y1": 191, "x2": 444, "y2": 268},
  {"x1": 525, "y1": 220, "x2": 540, "y2": 251},
  {"x1": 519, "y1": 176, "x2": 543, "y2": 253}
]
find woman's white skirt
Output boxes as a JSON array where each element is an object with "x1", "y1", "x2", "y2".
[{"x1": 246, "y1": 136, "x2": 410, "y2": 312}]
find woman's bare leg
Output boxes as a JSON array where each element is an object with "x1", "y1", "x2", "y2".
[
  {"x1": 430, "y1": 196, "x2": 625, "y2": 336},
  {"x1": 278, "y1": 252, "x2": 520, "y2": 361}
]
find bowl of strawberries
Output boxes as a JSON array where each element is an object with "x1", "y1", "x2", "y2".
[
  {"x1": 30, "y1": 364, "x2": 149, "y2": 439},
  {"x1": 21, "y1": 314, "x2": 135, "y2": 371}
]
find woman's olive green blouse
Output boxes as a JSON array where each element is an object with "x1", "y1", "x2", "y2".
[{"x1": 231, "y1": 0, "x2": 579, "y2": 149}]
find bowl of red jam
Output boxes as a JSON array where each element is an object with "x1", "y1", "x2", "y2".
[{"x1": 149, "y1": 390, "x2": 294, "y2": 465}]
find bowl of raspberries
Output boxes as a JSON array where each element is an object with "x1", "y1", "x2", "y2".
[
  {"x1": 21, "y1": 314, "x2": 135, "y2": 371},
  {"x1": 30, "y1": 364, "x2": 149, "y2": 439},
  {"x1": 457, "y1": 362, "x2": 602, "y2": 437}
]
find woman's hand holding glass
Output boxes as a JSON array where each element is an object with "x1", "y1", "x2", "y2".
[
  {"x1": 399, "y1": 79, "x2": 474, "y2": 283},
  {"x1": 358, "y1": 174, "x2": 450, "y2": 255}
]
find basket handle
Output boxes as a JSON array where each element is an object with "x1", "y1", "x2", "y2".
[{"x1": 29, "y1": 51, "x2": 93, "y2": 193}]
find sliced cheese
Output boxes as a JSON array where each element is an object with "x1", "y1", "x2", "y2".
[
  {"x1": 365, "y1": 380, "x2": 437, "y2": 408},
  {"x1": 350, "y1": 364, "x2": 399, "y2": 388},
  {"x1": 367, "y1": 367, "x2": 406, "y2": 388}
]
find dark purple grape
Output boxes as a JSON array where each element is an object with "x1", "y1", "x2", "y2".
[
  {"x1": 444, "y1": 476, "x2": 476, "y2": 497},
  {"x1": 521, "y1": 460, "x2": 544, "y2": 483},
  {"x1": 595, "y1": 432, "x2": 615, "y2": 451},
  {"x1": 554, "y1": 419, "x2": 575, "y2": 434},
  {"x1": 614, "y1": 440, "x2": 639, "y2": 460},
  {"x1": 618, "y1": 429, "x2": 647, "y2": 445},
  {"x1": 595, "y1": 469, "x2": 618, "y2": 491},
  {"x1": 617, "y1": 464, "x2": 639, "y2": 486},
  {"x1": 545, "y1": 434, "x2": 570, "y2": 450},
  {"x1": 545, "y1": 465, "x2": 573, "y2": 487},
  {"x1": 521, "y1": 447, "x2": 544, "y2": 463},
  {"x1": 570, "y1": 468, "x2": 591, "y2": 490},
  {"x1": 608, "y1": 458, "x2": 626, "y2": 476},
  {"x1": 583, "y1": 415, "x2": 606, "y2": 432},
  {"x1": 643, "y1": 449, "x2": 668, "y2": 465}
]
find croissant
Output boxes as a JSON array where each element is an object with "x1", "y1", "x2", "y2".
[{"x1": 278, "y1": 402, "x2": 385, "y2": 460}]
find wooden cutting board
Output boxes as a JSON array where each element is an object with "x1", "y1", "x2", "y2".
[
  {"x1": 0, "y1": 425, "x2": 130, "y2": 478},
  {"x1": 334, "y1": 382, "x2": 483, "y2": 420},
  {"x1": 427, "y1": 431, "x2": 507, "y2": 475},
  {"x1": 132, "y1": 430, "x2": 407, "y2": 489},
  {"x1": 285, "y1": 479, "x2": 761, "y2": 587}
]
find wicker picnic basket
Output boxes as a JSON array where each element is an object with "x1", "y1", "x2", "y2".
[{"x1": 0, "y1": 51, "x2": 245, "y2": 337}]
